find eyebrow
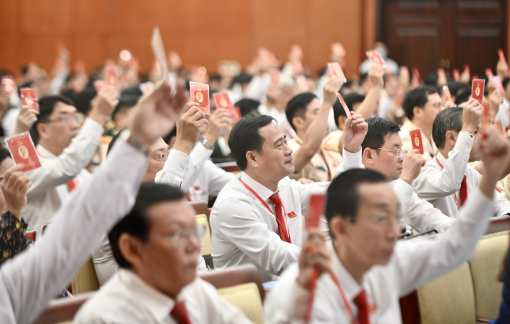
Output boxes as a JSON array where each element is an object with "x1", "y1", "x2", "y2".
[{"x1": 273, "y1": 135, "x2": 287, "y2": 146}]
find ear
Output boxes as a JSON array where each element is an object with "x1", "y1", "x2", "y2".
[
  {"x1": 118, "y1": 234, "x2": 144, "y2": 268},
  {"x1": 362, "y1": 147, "x2": 374, "y2": 166},
  {"x1": 168, "y1": 136, "x2": 177, "y2": 149},
  {"x1": 412, "y1": 106, "x2": 422, "y2": 119},
  {"x1": 329, "y1": 217, "x2": 350, "y2": 243},
  {"x1": 338, "y1": 116, "x2": 347, "y2": 130},
  {"x1": 36, "y1": 123, "x2": 48, "y2": 141},
  {"x1": 246, "y1": 150, "x2": 260, "y2": 169},
  {"x1": 292, "y1": 116, "x2": 305, "y2": 131},
  {"x1": 445, "y1": 130, "x2": 458, "y2": 146}
]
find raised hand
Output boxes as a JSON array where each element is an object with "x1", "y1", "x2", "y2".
[
  {"x1": 461, "y1": 98, "x2": 483, "y2": 134},
  {"x1": 13, "y1": 104, "x2": 38, "y2": 135},
  {"x1": 128, "y1": 80, "x2": 188, "y2": 146},
  {"x1": 296, "y1": 229, "x2": 330, "y2": 289},
  {"x1": 322, "y1": 77, "x2": 344, "y2": 107},
  {"x1": 1, "y1": 165, "x2": 31, "y2": 220},
  {"x1": 89, "y1": 86, "x2": 120, "y2": 127},
  {"x1": 399, "y1": 149, "x2": 426, "y2": 185},
  {"x1": 173, "y1": 102, "x2": 208, "y2": 155},
  {"x1": 343, "y1": 112, "x2": 368, "y2": 153},
  {"x1": 368, "y1": 64, "x2": 385, "y2": 88},
  {"x1": 205, "y1": 108, "x2": 232, "y2": 146}
]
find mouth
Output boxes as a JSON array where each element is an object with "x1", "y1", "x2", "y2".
[{"x1": 285, "y1": 159, "x2": 293, "y2": 165}]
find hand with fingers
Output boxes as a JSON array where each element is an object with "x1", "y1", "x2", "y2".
[
  {"x1": 400, "y1": 149, "x2": 426, "y2": 185},
  {"x1": 322, "y1": 77, "x2": 345, "y2": 108},
  {"x1": 462, "y1": 98, "x2": 483, "y2": 134},
  {"x1": 1, "y1": 165, "x2": 32, "y2": 220},
  {"x1": 297, "y1": 229, "x2": 330, "y2": 289},
  {"x1": 343, "y1": 113, "x2": 368, "y2": 153},
  {"x1": 205, "y1": 108, "x2": 232, "y2": 147},
  {"x1": 173, "y1": 102, "x2": 209, "y2": 155},
  {"x1": 89, "y1": 86, "x2": 120, "y2": 127},
  {"x1": 13, "y1": 105, "x2": 38, "y2": 135}
]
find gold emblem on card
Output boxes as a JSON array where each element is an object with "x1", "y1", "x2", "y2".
[
  {"x1": 475, "y1": 86, "x2": 480, "y2": 96},
  {"x1": 414, "y1": 137, "x2": 420, "y2": 146},
  {"x1": 196, "y1": 91, "x2": 203, "y2": 103},
  {"x1": 25, "y1": 94, "x2": 33, "y2": 106},
  {"x1": 220, "y1": 98, "x2": 227, "y2": 107},
  {"x1": 18, "y1": 146, "x2": 29, "y2": 159}
]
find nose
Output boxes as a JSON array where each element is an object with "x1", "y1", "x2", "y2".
[
  {"x1": 186, "y1": 232, "x2": 202, "y2": 254},
  {"x1": 284, "y1": 143, "x2": 293, "y2": 156},
  {"x1": 388, "y1": 219, "x2": 402, "y2": 240}
]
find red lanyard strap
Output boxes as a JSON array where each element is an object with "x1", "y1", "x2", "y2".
[{"x1": 239, "y1": 177, "x2": 291, "y2": 241}]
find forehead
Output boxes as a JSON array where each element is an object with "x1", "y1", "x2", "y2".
[
  {"x1": 306, "y1": 98, "x2": 321, "y2": 111},
  {"x1": 381, "y1": 132, "x2": 402, "y2": 148},
  {"x1": 52, "y1": 101, "x2": 77, "y2": 115},
  {"x1": 150, "y1": 137, "x2": 168, "y2": 153},
  {"x1": 146, "y1": 199, "x2": 195, "y2": 229},
  {"x1": 426, "y1": 92, "x2": 442, "y2": 103},
  {"x1": 258, "y1": 121, "x2": 282, "y2": 144},
  {"x1": 357, "y1": 182, "x2": 398, "y2": 208}
]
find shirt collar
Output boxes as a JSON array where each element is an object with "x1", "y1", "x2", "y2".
[
  {"x1": 240, "y1": 171, "x2": 277, "y2": 202},
  {"x1": 328, "y1": 241, "x2": 364, "y2": 302},
  {"x1": 118, "y1": 269, "x2": 176, "y2": 323},
  {"x1": 36, "y1": 144, "x2": 56, "y2": 159},
  {"x1": 436, "y1": 152, "x2": 447, "y2": 166}
]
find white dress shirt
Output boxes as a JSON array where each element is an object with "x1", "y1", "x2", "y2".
[
  {"x1": 0, "y1": 139, "x2": 147, "y2": 324},
  {"x1": 413, "y1": 133, "x2": 510, "y2": 218},
  {"x1": 23, "y1": 118, "x2": 104, "y2": 235},
  {"x1": 399, "y1": 119, "x2": 437, "y2": 161},
  {"x1": 93, "y1": 147, "x2": 208, "y2": 286},
  {"x1": 265, "y1": 187, "x2": 494, "y2": 323},
  {"x1": 211, "y1": 172, "x2": 329, "y2": 282},
  {"x1": 496, "y1": 97, "x2": 510, "y2": 129},
  {"x1": 337, "y1": 148, "x2": 454, "y2": 233},
  {"x1": 75, "y1": 269, "x2": 252, "y2": 324}
]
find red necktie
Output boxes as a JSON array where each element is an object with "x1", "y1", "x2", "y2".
[
  {"x1": 268, "y1": 193, "x2": 292, "y2": 243},
  {"x1": 170, "y1": 301, "x2": 191, "y2": 324},
  {"x1": 459, "y1": 176, "x2": 468, "y2": 206},
  {"x1": 67, "y1": 178, "x2": 79, "y2": 193},
  {"x1": 353, "y1": 290, "x2": 370, "y2": 324}
]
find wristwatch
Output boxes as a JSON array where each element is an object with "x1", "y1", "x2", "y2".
[
  {"x1": 120, "y1": 129, "x2": 151, "y2": 157},
  {"x1": 200, "y1": 137, "x2": 214, "y2": 150},
  {"x1": 461, "y1": 131, "x2": 473, "y2": 138}
]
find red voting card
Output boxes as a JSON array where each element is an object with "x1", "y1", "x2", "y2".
[
  {"x1": 366, "y1": 50, "x2": 386, "y2": 68},
  {"x1": 306, "y1": 194, "x2": 326, "y2": 230},
  {"x1": 453, "y1": 69, "x2": 460, "y2": 82},
  {"x1": 327, "y1": 62, "x2": 347, "y2": 82},
  {"x1": 499, "y1": 49, "x2": 506, "y2": 63},
  {"x1": 336, "y1": 93, "x2": 351, "y2": 119},
  {"x1": 471, "y1": 79, "x2": 485, "y2": 104},
  {"x1": 105, "y1": 68, "x2": 117, "y2": 87},
  {"x1": 1, "y1": 77, "x2": 17, "y2": 95},
  {"x1": 233, "y1": 106, "x2": 242, "y2": 123},
  {"x1": 443, "y1": 85, "x2": 452, "y2": 101},
  {"x1": 410, "y1": 129, "x2": 424, "y2": 154},
  {"x1": 270, "y1": 69, "x2": 280, "y2": 86},
  {"x1": 20, "y1": 88, "x2": 39, "y2": 114},
  {"x1": 5, "y1": 132, "x2": 41, "y2": 172},
  {"x1": 190, "y1": 82, "x2": 210, "y2": 115},
  {"x1": 213, "y1": 91, "x2": 235, "y2": 115}
]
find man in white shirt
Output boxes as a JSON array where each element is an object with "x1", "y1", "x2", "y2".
[
  {"x1": 23, "y1": 87, "x2": 118, "y2": 235},
  {"x1": 265, "y1": 127, "x2": 510, "y2": 323},
  {"x1": 338, "y1": 116, "x2": 455, "y2": 233},
  {"x1": 400, "y1": 86, "x2": 442, "y2": 161},
  {"x1": 414, "y1": 100, "x2": 510, "y2": 218},
  {"x1": 0, "y1": 79, "x2": 186, "y2": 324},
  {"x1": 75, "y1": 183, "x2": 252, "y2": 324},
  {"x1": 210, "y1": 113, "x2": 367, "y2": 281}
]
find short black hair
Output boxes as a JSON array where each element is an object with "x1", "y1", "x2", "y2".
[
  {"x1": 0, "y1": 146, "x2": 11, "y2": 164},
  {"x1": 503, "y1": 78, "x2": 510, "y2": 91},
  {"x1": 454, "y1": 90, "x2": 471, "y2": 106},
  {"x1": 326, "y1": 169, "x2": 387, "y2": 224},
  {"x1": 74, "y1": 88, "x2": 97, "y2": 116},
  {"x1": 285, "y1": 92, "x2": 317, "y2": 131},
  {"x1": 234, "y1": 98, "x2": 260, "y2": 117},
  {"x1": 333, "y1": 93, "x2": 365, "y2": 127},
  {"x1": 447, "y1": 81, "x2": 470, "y2": 97},
  {"x1": 361, "y1": 117, "x2": 401, "y2": 153},
  {"x1": 432, "y1": 107, "x2": 463, "y2": 149},
  {"x1": 229, "y1": 114, "x2": 276, "y2": 170},
  {"x1": 402, "y1": 86, "x2": 439, "y2": 121},
  {"x1": 32, "y1": 95, "x2": 75, "y2": 136},
  {"x1": 121, "y1": 85, "x2": 144, "y2": 98},
  {"x1": 230, "y1": 73, "x2": 254, "y2": 88},
  {"x1": 423, "y1": 72, "x2": 438, "y2": 86},
  {"x1": 108, "y1": 182, "x2": 185, "y2": 269},
  {"x1": 113, "y1": 95, "x2": 139, "y2": 117}
]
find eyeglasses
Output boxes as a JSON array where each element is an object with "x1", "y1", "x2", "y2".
[
  {"x1": 357, "y1": 214, "x2": 405, "y2": 229},
  {"x1": 46, "y1": 113, "x2": 84, "y2": 125},
  {"x1": 370, "y1": 148, "x2": 408, "y2": 158},
  {"x1": 150, "y1": 225, "x2": 206, "y2": 248},
  {"x1": 150, "y1": 153, "x2": 168, "y2": 163}
]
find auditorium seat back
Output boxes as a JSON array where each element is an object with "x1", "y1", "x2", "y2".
[
  {"x1": 196, "y1": 214, "x2": 212, "y2": 255},
  {"x1": 33, "y1": 292, "x2": 94, "y2": 324},
  {"x1": 71, "y1": 258, "x2": 100, "y2": 295},
  {"x1": 218, "y1": 283, "x2": 264, "y2": 324}
]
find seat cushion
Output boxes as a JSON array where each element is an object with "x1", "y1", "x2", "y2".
[
  {"x1": 196, "y1": 214, "x2": 212, "y2": 255},
  {"x1": 218, "y1": 282, "x2": 264, "y2": 324},
  {"x1": 417, "y1": 263, "x2": 476, "y2": 324}
]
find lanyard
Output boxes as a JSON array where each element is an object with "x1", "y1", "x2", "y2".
[
  {"x1": 435, "y1": 156, "x2": 462, "y2": 208},
  {"x1": 239, "y1": 177, "x2": 291, "y2": 240},
  {"x1": 303, "y1": 268, "x2": 357, "y2": 324}
]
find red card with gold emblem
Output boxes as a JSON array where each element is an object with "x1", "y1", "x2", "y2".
[
  {"x1": 336, "y1": 93, "x2": 351, "y2": 119},
  {"x1": 1, "y1": 77, "x2": 17, "y2": 95},
  {"x1": 471, "y1": 79, "x2": 485, "y2": 104},
  {"x1": 443, "y1": 85, "x2": 451, "y2": 101},
  {"x1": 190, "y1": 81, "x2": 210, "y2": 115},
  {"x1": 5, "y1": 132, "x2": 41, "y2": 172},
  {"x1": 327, "y1": 62, "x2": 347, "y2": 82},
  {"x1": 499, "y1": 49, "x2": 506, "y2": 63},
  {"x1": 20, "y1": 88, "x2": 39, "y2": 114},
  {"x1": 307, "y1": 194, "x2": 326, "y2": 230},
  {"x1": 410, "y1": 129, "x2": 424, "y2": 154},
  {"x1": 366, "y1": 50, "x2": 386, "y2": 68},
  {"x1": 105, "y1": 68, "x2": 117, "y2": 87},
  {"x1": 270, "y1": 69, "x2": 280, "y2": 86},
  {"x1": 233, "y1": 106, "x2": 242, "y2": 123},
  {"x1": 213, "y1": 91, "x2": 235, "y2": 115}
]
